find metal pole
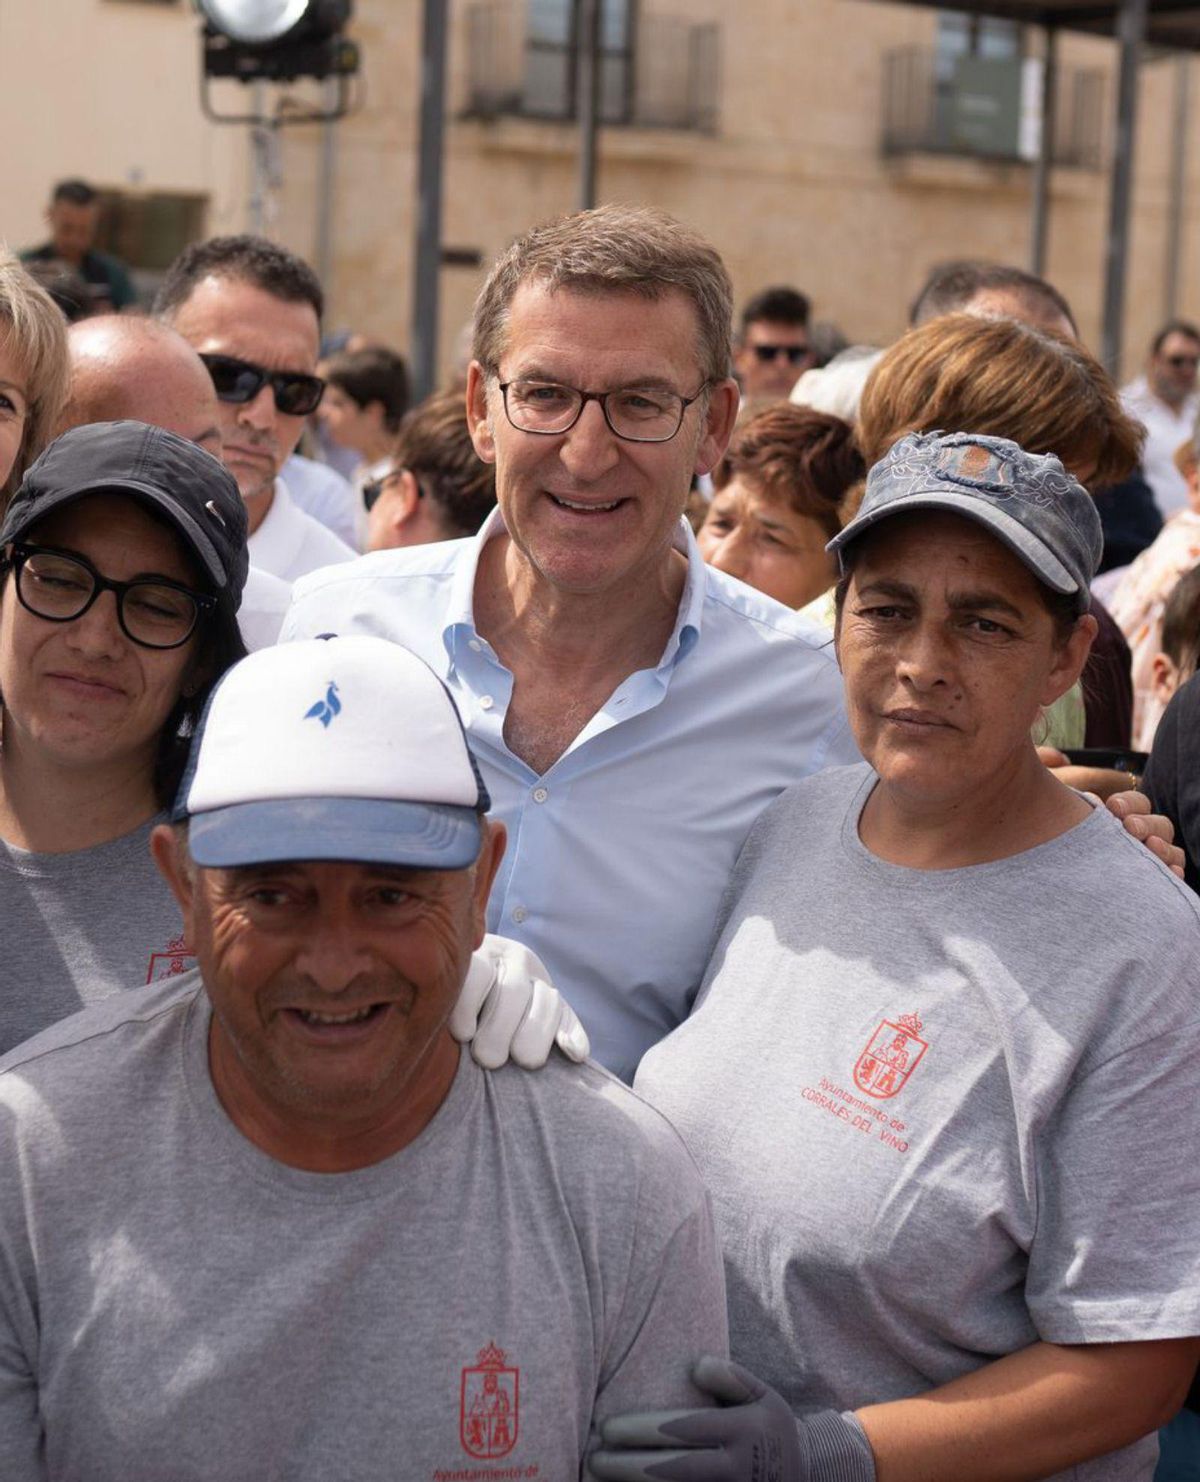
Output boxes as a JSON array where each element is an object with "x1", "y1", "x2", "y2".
[
  {"x1": 315, "y1": 79, "x2": 339, "y2": 309},
  {"x1": 1029, "y1": 28, "x2": 1058, "y2": 276},
  {"x1": 577, "y1": 0, "x2": 601, "y2": 210},
  {"x1": 1101, "y1": 0, "x2": 1148, "y2": 374},
  {"x1": 412, "y1": 0, "x2": 449, "y2": 403},
  {"x1": 1164, "y1": 55, "x2": 1190, "y2": 319},
  {"x1": 248, "y1": 82, "x2": 269, "y2": 235}
]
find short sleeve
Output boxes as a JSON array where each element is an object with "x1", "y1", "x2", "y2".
[
  {"x1": 1026, "y1": 1017, "x2": 1200, "y2": 1343},
  {"x1": 587, "y1": 1166, "x2": 729, "y2": 1465}
]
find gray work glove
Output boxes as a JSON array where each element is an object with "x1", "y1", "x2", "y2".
[{"x1": 589, "y1": 1357, "x2": 875, "y2": 1482}]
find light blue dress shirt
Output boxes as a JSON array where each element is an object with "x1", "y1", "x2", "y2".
[{"x1": 282, "y1": 510, "x2": 859, "y2": 1081}]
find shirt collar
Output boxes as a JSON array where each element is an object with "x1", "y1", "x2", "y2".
[
  {"x1": 443, "y1": 505, "x2": 506, "y2": 654},
  {"x1": 442, "y1": 508, "x2": 704, "y2": 671}
]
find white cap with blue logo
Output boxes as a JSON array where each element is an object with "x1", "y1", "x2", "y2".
[{"x1": 174, "y1": 635, "x2": 491, "y2": 870}]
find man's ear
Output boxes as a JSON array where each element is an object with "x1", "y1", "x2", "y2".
[
  {"x1": 694, "y1": 378, "x2": 739, "y2": 477},
  {"x1": 150, "y1": 824, "x2": 196, "y2": 935},
  {"x1": 470, "y1": 818, "x2": 507, "y2": 948},
  {"x1": 465, "y1": 363, "x2": 496, "y2": 465}
]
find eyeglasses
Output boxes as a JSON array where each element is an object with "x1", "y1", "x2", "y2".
[
  {"x1": 751, "y1": 344, "x2": 810, "y2": 364},
  {"x1": 497, "y1": 378, "x2": 708, "y2": 443},
  {"x1": 362, "y1": 468, "x2": 423, "y2": 512},
  {"x1": 1165, "y1": 354, "x2": 1200, "y2": 370},
  {"x1": 7, "y1": 543, "x2": 215, "y2": 650},
  {"x1": 200, "y1": 353, "x2": 326, "y2": 417}
]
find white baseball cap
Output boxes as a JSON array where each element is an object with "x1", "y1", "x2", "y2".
[{"x1": 173, "y1": 636, "x2": 490, "y2": 870}]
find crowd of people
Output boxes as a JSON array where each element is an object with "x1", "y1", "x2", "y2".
[{"x1": 0, "y1": 179, "x2": 1198, "y2": 1481}]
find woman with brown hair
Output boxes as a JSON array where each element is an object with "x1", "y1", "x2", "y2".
[
  {"x1": 697, "y1": 404, "x2": 864, "y2": 612},
  {"x1": 856, "y1": 312, "x2": 1142, "y2": 487}
]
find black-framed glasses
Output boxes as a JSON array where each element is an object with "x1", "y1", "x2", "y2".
[
  {"x1": 362, "y1": 468, "x2": 424, "y2": 513},
  {"x1": 1166, "y1": 353, "x2": 1200, "y2": 370},
  {"x1": 200, "y1": 353, "x2": 326, "y2": 417},
  {"x1": 7, "y1": 543, "x2": 216, "y2": 650},
  {"x1": 497, "y1": 378, "x2": 709, "y2": 443},
  {"x1": 751, "y1": 343, "x2": 809, "y2": 364}
]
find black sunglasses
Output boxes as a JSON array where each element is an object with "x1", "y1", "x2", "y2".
[
  {"x1": 200, "y1": 353, "x2": 326, "y2": 417},
  {"x1": 751, "y1": 344, "x2": 810, "y2": 364},
  {"x1": 362, "y1": 468, "x2": 422, "y2": 512}
]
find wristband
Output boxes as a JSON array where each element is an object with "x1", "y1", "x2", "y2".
[{"x1": 804, "y1": 1409, "x2": 877, "y2": 1482}]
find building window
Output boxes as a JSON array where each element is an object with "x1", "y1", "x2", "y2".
[
  {"x1": 523, "y1": 0, "x2": 635, "y2": 123},
  {"x1": 93, "y1": 190, "x2": 207, "y2": 273}
]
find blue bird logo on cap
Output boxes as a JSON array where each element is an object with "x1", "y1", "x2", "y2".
[{"x1": 304, "y1": 682, "x2": 342, "y2": 729}]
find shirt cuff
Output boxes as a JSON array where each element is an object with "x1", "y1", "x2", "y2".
[{"x1": 803, "y1": 1409, "x2": 877, "y2": 1482}]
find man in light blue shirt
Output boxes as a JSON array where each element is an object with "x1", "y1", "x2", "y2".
[{"x1": 283, "y1": 204, "x2": 857, "y2": 1080}]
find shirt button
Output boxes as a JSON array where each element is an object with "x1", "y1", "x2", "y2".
[
  {"x1": 512, "y1": 906, "x2": 528, "y2": 924},
  {"x1": 468, "y1": 639, "x2": 482, "y2": 652},
  {"x1": 532, "y1": 786, "x2": 549, "y2": 803},
  {"x1": 479, "y1": 695, "x2": 494, "y2": 711}
]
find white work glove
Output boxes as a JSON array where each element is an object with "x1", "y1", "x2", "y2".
[{"x1": 449, "y1": 933, "x2": 590, "y2": 1069}]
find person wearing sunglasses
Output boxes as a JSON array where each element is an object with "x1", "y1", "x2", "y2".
[
  {"x1": 362, "y1": 387, "x2": 497, "y2": 552},
  {"x1": 1122, "y1": 320, "x2": 1200, "y2": 522},
  {"x1": 154, "y1": 235, "x2": 355, "y2": 583},
  {"x1": 732, "y1": 285, "x2": 815, "y2": 403}
]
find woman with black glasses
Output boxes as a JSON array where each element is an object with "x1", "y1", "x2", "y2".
[{"x1": 0, "y1": 420, "x2": 248, "y2": 1051}]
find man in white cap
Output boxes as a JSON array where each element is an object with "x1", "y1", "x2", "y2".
[{"x1": 0, "y1": 635, "x2": 725, "y2": 1479}]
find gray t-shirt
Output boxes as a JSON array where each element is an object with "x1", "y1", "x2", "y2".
[
  {"x1": 636, "y1": 762, "x2": 1200, "y2": 1481},
  {"x1": 0, "y1": 819, "x2": 190, "y2": 1054},
  {"x1": 0, "y1": 973, "x2": 727, "y2": 1481}
]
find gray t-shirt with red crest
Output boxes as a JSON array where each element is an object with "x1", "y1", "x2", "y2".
[
  {"x1": 636, "y1": 762, "x2": 1200, "y2": 1480},
  {"x1": 0, "y1": 973, "x2": 726, "y2": 1481}
]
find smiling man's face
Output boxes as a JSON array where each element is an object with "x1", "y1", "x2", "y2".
[
  {"x1": 152, "y1": 831, "x2": 504, "y2": 1172},
  {"x1": 466, "y1": 282, "x2": 737, "y2": 598}
]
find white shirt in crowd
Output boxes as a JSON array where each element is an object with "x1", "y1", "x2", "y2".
[
  {"x1": 248, "y1": 478, "x2": 355, "y2": 584},
  {"x1": 1120, "y1": 374, "x2": 1199, "y2": 519},
  {"x1": 281, "y1": 454, "x2": 362, "y2": 551},
  {"x1": 237, "y1": 567, "x2": 293, "y2": 651}
]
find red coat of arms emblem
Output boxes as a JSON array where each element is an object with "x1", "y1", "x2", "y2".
[
  {"x1": 145, "y1": 936, "x2": 195, "y2": 984},
  {"x1": 853, "y1": 1013, "x2": 928, "y2": 1099},
  {"x1": 460, "y1": 1342, "x2": 519, "y2": 1460}
]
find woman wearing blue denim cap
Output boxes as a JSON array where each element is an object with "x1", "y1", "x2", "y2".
[{"x1": 592, "y1": 432, "x2": 1200, "y2": 1482}]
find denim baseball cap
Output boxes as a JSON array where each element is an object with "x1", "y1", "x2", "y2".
[
  {"x1": 2, "y1": 421, "x2": 249, "y2": 607},
  {"x1": 828, "y1": 431, "x2": 1102, "y2": 613},
  {"x1": 174, "y1": 635, "x2": 491, "y2": 870}
]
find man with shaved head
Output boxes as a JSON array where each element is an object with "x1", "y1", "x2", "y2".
[
  {"x1": 58, "y1": 315, "x2": 290, "y2": 648},
  {"x1": 58, "y1": 316, "x2": 222, "y2": 456}
]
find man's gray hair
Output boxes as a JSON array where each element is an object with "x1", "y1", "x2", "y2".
[{"x1": 472, "y1": 204, "x2": 733, "y2": 384}]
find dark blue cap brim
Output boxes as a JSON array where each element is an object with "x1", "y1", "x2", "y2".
[
  {"x1": 0, "y1": 479, "x2": 229, "y2": 591},
  {"x1": 187, "y1": 796, "x2": 483, "y2": 871}
]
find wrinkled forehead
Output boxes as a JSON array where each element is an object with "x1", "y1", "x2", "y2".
[
  {"x1": 846, "y1": 507, "x2": 1042, "y2": 593},
  {"x1": 492, "y1": 275, "x2": 708, "y2": 374}
]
